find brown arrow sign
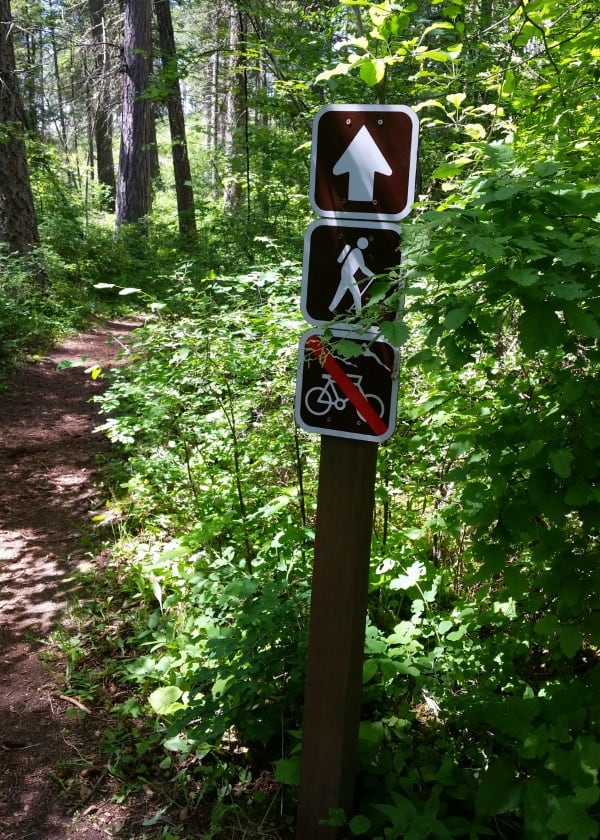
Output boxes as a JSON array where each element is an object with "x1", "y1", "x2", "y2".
[{"x1": 310, "y1": 104, "x2": 419, "y2": 221}]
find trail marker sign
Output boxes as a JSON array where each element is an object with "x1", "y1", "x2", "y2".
[
  {"x1": 309, "y1": 104, "x2": 419, "y2": 221},
  {"x1": 296, "y1": 102, "x2": 419, "y2": 840},
  {"x1": 301, "y1": 219, "x2": 402, "y2": 326},
  {"x1": 295, "y1": 329, "x2": 399, "y2": 443}
]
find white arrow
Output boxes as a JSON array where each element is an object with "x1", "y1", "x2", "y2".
[{"x1": 332, "y1": 125, "x2": 392, "y2": 202}]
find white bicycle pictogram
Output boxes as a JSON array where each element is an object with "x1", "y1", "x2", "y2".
[{"x1": 304, "y1": 373, "x2": 385, "y2": 420}]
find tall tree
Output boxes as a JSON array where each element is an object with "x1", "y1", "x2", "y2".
[
  {"x1": 0, "y1": 0, "x2": 41, "y2": 256},
  {"x1": 88, "y1": 0, "x2": 116, "y2": 210},
  {"x1": 154, "y1": 0, "x2": 196, "y2": 247},
  {"x1": 115, "y1": 0, "x2": 152, "y2": 227},
  {"x1": 222, "y1": 0, "x2": 248, "y2": 215}
]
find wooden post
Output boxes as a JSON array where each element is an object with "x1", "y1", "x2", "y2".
[{"x1": 296, "y1": 434, "x2": 378, "y2": 839}]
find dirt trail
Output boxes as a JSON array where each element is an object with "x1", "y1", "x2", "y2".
[{"x1": 0, "y1": 320, "x2": 145, "y2": 839}]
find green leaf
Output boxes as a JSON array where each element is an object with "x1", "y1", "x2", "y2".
[
  {"x1": 142, "y1": 807, "x2": 168, "y2": 827},
  {"x1": 334, "y1": 338, "x2": 364, "y2": 358},
  {"x1": 559, "y1": 624, "x2": 581, "y2": 658},
  {"x1": 547, "y1": 797, "x2": 598, "y2": 840},
  {"x1": 148, "y1": 572, "x2": 163, "y2": 611},
  {"x1": 380, "y1": 319, "x2": 409, "y2": 346},
  {"x1": 413, "y1": 99, "x2": 446, "y2": 112},
  {"x1": 212, "y1": 674, "x2": 235, "y2": 699},
  {"x1": 274, "y1": 757, "x2": 301, "y2": 786},
  {"x1": 432, "y1": 161, "x2": 464, "y2": 178},
  {"x1": 390, "y1": 561, "x2": 425, "y2": 590},
  {"x1": 359, "y1": 721, "x2": 385, "y2": 749},
  {"x1": 534, "y1": 614, "x2": 560, "y2": 637},
  {"x1": 148, "y1": 685, "x2": 183, "y2": 715},
  {"x1": 574, "y1": 786, "x2": 600, "y2": 807},
  {"x1": 565, "y1": 478, "x2": 594, "y2": 506},
  {"x1": 470, "y1": 234, "x2": 508, "y2": 259},
  {"x1": 564, "y1": 306, "x2": 600, "y2": 338},
  {"x1": 445, "y1": 91, "x2": 466, "y2": 110},
  {"x1": 423, "y1": 21, "x2": 455, "y2": 36},
  {"x1": 549, "y1": 448, "x2": 574, "y2": 478},
  {"x1": 359, "y1": 59, "x2": 386, "y2": 87},
  {"x1": 349, "y1": 814, "x2": 372, "y2": 836},
  {"x1": 315, "y1": 63, "x2": 352, "y2": 83},
  {"x1": 419, "y1": 49, "x2": 452, "y2": 62},
  {"x1": 443, "y1": 307, "x2": 469, "y2": 329},
  {"x1": 362, "y1": 659, "x2": 379, "y2": 684},
  {"x1": 475, "y1": 758, "x2": 521, "y2": 816},
  {"x1": 163, "y1": 734, "x2": 191, "y2": 752},
  {"x1": 518, "y1": 306, "x2": 567, "y2": 355},
  {"x1": 501, "y1": 69, "x2": 516, "y2": 97},
  {"x1": 508, "y1": 267, "x2": 539, "y2": 287}
]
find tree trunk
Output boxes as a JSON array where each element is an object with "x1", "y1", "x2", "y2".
[
  {"x1": 115, "y1": 0, "x2": 152, "y2": 228},
  {"x1": 223, "y1": 0, "x2": 248, "y2": 215},
  {"x1": 88, "y1": 0, "x2": 116, "y2": 211},
  {"x1": 154, "y1": 0, "x2": 197, "y2": 247},
  {"x1": 0, "y1": 0, "x2": 41, "y2": 258},
  {"x1": 147, "y1": 103, "x2": 161, "y2": 185},
  {"x1": 48, "y1": 14, "x2": 69, "y2": 155}
]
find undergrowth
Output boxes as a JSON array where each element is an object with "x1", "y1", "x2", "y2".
[{"x1": 49, "y1": 147, "x2": 600, "y2": 840}]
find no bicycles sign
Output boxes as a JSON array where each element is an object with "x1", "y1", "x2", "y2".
[{"x1": 295, "y1": 329, "x2": 399, "y2": 443}]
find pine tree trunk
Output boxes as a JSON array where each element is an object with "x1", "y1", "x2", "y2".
[
  {"x1": 88, "y1": 0, "x2": 116, "y2": 211},
  {"x1": 0, "y1": 0, "x2": 41, "y2": 258},
  {"x1": 154, "y1": 0, "x2": 197, "y2": 247},
  {"x1": 223, "y1": 1, "x2": 248, "y2": 215},
  {"x1": 115, "y1": 0, "x2": 152, "y2": 228}
]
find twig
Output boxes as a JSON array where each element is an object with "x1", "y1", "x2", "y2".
[{"x1": 58, "y1": 694, "x2": 92, "y2": 714}]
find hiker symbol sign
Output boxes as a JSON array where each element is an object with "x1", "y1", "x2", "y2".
[{"x1": 300, "y1": 219, "x2": 402, "y2": 326}]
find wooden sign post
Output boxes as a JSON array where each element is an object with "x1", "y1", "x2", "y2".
[
  {"x1": 294, "y1": 103, "x2": 419, "y2": 837},
  {"x1": 296, "y1": 435, "x2": 378, "y2": 839}
]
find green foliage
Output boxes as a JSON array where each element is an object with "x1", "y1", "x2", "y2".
[
  {"x1": 94, "y1": 265, "x2": 312, "y2": 535},
  {"x1": 26, "y1": 1, "x2": 600, "y2": 837},
  {"x1": 90, "y1": 265, "x2": 317, "y2": 759}
]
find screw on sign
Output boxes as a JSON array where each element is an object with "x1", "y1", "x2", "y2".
[
  {"x1": 309, "y1": 104, "x2": 419, "y2": 221},
  {"x1": 295, "y1": 329, "x2": 399, "y2": 443}
]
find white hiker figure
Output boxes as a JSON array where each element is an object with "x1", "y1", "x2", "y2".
[{"x1": 330, "y1": 236, "x2": 374, "y2": 314}]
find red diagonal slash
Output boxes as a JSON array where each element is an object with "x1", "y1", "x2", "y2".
[{"x1": 306, "y1": 334, "x2": 388, "y2": 437}]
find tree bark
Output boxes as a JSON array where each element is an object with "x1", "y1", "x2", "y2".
[
  {"x1": 222, "y1": 0, "x2": 248, "y2": 215},
  {"x1": 88, "y1": 0, "x2": 116, "y2": 211},
  {"x1": 154, "y1": 0, "x2": 197, "y2": 247},
  {"x1": 0, "y1": 0, "x2": 41, "y2": 257},
  {"x1": 115, "y1": 0, "x2": 152, "y2": 228}
]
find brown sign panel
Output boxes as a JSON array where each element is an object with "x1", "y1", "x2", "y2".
[
  {"x1": 301, "y1": 219, "x2": 401, "y2": 326},
  {"x1": 295, "y1": 329, "x2": 399, "y2": 442},
  {"x1": 310, "y1": 104, "x2": 419, "y2": 221}
]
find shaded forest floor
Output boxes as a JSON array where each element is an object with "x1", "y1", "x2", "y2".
[{"x1": 0, "y1": 320, "x2": 167, "y2": 839}]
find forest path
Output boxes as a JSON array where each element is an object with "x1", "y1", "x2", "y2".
[{"x1": 0, "y1": 320, "x2": 152, "y2": 840}]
